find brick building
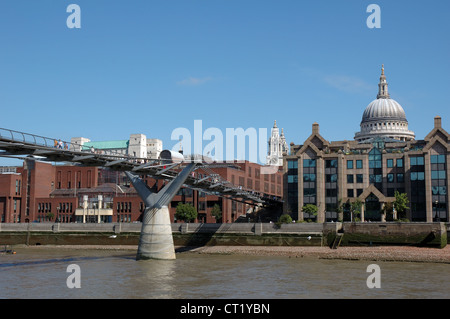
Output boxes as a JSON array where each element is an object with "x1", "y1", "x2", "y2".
[{"x1": 0, "y1": 159, "x2": 282, "y2": 224}]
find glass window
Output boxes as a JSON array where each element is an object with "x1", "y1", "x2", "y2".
[
  {"x1": 347, "y1": 189, "x2": 354, "y2": 198},
  {"x1": 356, "y1": 174, "x2": 363, "y2": 183},
  {"x1": 288, "y1": 160, "x2": 298, "y2": 169},
  {"x1": 431, "y1": 155, "x2": 446, "y2": 164},
  {"x1": 387, "y1": 159, "x2": 393, "y2": 168},
  {"x1": 325, "y1": 159, "x2": 338, "y2": 168},
  {"x1": 397, "y1": 173, "x2": 404, "y2": 183},
  {"x1": 347, "y1": 174, "x2": 354, "y2": 183},
  {"x1": 410, "y1": 156, "x2": 424, "y2": 166},
  {"x1": 356, "y1": 160, "x2": 363, "y2": 169},
  {"x1": 397, "y1": 158, "x2": 403, "y2": 168},
  {"x1": 347, "y1": 160, "x2": 353, "y2": 169},
  {"x1": 303, "y1": 174, "x2": 316, "y2": 182},
  {"x1": 326, "y1": 174, "x2": 337, "y2": 183},
  {"x1": 288, "y1": 175, "x2": 298, "y2": 183},
  {"x1": 303, "y1": 159, "x2": 316, "y2": 168},
  {"x1": 387, "y1": 174, "x2": 394, "y2": 183}
]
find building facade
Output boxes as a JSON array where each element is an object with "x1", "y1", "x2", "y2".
[
  {"x1": 284, "y1": 67, "x2": 449, "y2": 223},
  {"x1": 0, "y1": 160, "x2": 282, "y2": 224}
]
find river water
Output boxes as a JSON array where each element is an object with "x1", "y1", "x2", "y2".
[{"x1": 0, "y1": 247, "x2": 448, "y2": 299}]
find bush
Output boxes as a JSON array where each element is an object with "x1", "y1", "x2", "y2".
[{"x1": 275, "y1": 214, "x2": 292, "y2": 228}]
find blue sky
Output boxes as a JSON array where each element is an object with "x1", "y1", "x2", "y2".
[{"x1": 1, "y1": 0, "x2": 449, "y2": 165}]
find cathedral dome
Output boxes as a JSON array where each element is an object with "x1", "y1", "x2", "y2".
[
  {"x1": 354, "y1": 65, "x2": 415, "y2": 143},
  {"x1": 362, "y1": 98, "x2": 407, "y2": 124}
]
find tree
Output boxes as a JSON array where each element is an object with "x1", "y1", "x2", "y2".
[
  {"x1": 350, "y1": 199, "x2": 362, "y2": 222},
  {"x1": 335, "y1": 199, "x2": 344, "y2": 222},
  {"x1": 302, "y1": 204, "x2": 318, "y2": 221},
  {"x1": 175, "y1": 203, "x2": 198, "y2": 223},
  {"x1": 393, "y1": 191, "x2": 409, "y2": 220},
  {"x1": 211, "y1": 204, "x2": 222, "y2": 223}
]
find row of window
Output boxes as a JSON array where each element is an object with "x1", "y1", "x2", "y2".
[
  {"x1": 289, "y1": 171, "x2": 446, "y2": 184},
  {"x1": 290, "y1": 155, "x2": 436, "y2": 170}
]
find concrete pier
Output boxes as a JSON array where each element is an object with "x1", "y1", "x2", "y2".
[{"x1": 136, "y1": 206, "x2": 175, "y2": 260}]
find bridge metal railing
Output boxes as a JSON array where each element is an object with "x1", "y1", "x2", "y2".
[{"x1": 0, "y1": 127, "x2": 136, "y2": 158}]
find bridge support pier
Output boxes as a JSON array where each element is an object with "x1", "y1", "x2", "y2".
[{"x1": 125, "y1": 162, "x2": 196, "y2": 260}]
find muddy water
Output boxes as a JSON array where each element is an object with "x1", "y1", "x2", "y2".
[{"x1": 0, "y1": 247, "x2": 448, "y2": 299}]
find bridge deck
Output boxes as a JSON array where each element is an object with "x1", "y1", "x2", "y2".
[{"x1": 0, "y1": 127, "x2": 282, "y2": 206}]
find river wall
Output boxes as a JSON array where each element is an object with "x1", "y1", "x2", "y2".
[{"x1": 0, "y1": 222, "x2": 447, "y2": 248}]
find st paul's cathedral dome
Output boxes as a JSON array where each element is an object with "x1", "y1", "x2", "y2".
[{"x1": 354, "y1": 65, "x2": 415, "y2": 143}]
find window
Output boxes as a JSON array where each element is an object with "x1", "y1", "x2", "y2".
[
  {"x1": 396, "y1": 158, "x2": 403, "y2": 168},
  {"x1": 396, "y1": 173, "x2": 404, "y2": 183},
  {"x1": 347, "y1": 160, "x2": 353, "y2": 169},
  {"x1": 288, "y1": 160, "x2": 298, "y2": 169},
  {"x1": 304, "y1": 188, "x2": 316, "y2": 197},
  {"x1": 326, "y1": 174, "x2": 337, "y2": 183},
  {"x1": 288, "y1": 175, "x2": 298, "y2": 183},
  {"x1": 387, "y1": 174, "x2": 394, "y2": 183},
  {"x1": 431, "y1": 171, "x2": 446, "y2": 180},
  {"x1": 303, "y1": 174, "x2": 316, "y2": 182},
  {"x1": 325, "y1": 159, "x2": 338, "y2": 168},
  {"x1": 347, "y1": 174, "x2": 354, "y2": 183},
  {"x1": 303, "y1": 159, "x2": 316, "y2": 168},
  {"x1": 431, "y1": 155, "x2": 445, "y2": 164},
  {"x1": 411, "y1": 172, "x2": 425, "y2": 181},
  {"x1": 347, "y1": 189, "x2": 354, "y2": 197},
  {"x1": 356, "y1": 174, "x2": 363, "y2": 183},
  {"x1": 356, "y1": 160, "x2": 363, "y2": 169},
  {"x1": 387, "y1": 159, "x2": 394, "y2": 168},
  {"x1": 410, "y1": 156, "x2": 424, "y2": 166}
]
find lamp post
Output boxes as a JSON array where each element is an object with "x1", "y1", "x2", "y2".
[{"x1": 435, "y1": 200, "x2": 441, "y2": 222}]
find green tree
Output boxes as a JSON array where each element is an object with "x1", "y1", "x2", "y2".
[
  {"x1": 335, "y1": 199, "x2": 344, "y2": 222},
  {"x1": 350, "y1": 199, "x2": 362, "y2": 222},
  {"x1": 211, "y1": 204, "x2": 222, "y2": 223},
  {"x1": 393, "y1": 191, "x2": 409, "y2": 220},
  {"x1": 302, "y1": 204, "x2": 318, "y2": 221},
  {"x1": 175, "y1": 203, "x2": 198, "y2": 223}
]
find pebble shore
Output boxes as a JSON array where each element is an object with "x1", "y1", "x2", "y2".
[
  {"x1": 181, "y1": 245, "x2": 450, "y2": 264},
  {"x1": 15, "y1": 244, "x2": 450, "y2": 264}
]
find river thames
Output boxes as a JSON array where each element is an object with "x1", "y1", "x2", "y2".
[{"x1": 0, "y1": 247, "x2": 448, "y2": 299}]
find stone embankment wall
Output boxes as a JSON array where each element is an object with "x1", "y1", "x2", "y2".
[{"x1": 0, "y1": 222, "x2": 447, "y2": 248}]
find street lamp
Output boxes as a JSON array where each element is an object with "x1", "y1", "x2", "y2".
[{"x1": 434, "y1": 200, "x2": 440, "y2": 222}]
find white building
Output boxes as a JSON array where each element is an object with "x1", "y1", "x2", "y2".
[{"x1": 70, "y1": 134, "x2": 162, "y2": 159}]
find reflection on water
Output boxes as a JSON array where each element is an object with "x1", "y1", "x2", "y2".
[{"x1": 0, "y1": 247, "x2": 448, "y2": 299}]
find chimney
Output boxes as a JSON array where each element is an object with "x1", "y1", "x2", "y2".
[
  {"x1": 312, "y1": 122, "x2": 319, "y2": 135},
  {"x1": 434, "y1": 116, "x2": 442, "y2": 129}
]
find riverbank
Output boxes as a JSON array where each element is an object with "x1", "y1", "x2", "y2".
[{"x1": 9, "y1": 244, "x2": 450, "y2": 264}]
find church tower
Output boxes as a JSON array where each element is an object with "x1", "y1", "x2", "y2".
[{"x1": 267, "y1": 120, "x2": 288, "y2": 166}]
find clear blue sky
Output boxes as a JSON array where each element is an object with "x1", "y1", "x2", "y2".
[{"x1": 1, "y1": 0, "x2": 449, "y2": 165}]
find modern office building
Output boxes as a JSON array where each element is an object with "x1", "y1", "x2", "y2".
[{"x1": 284, "y1": 66, "x2": 449, "y2": 223}]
